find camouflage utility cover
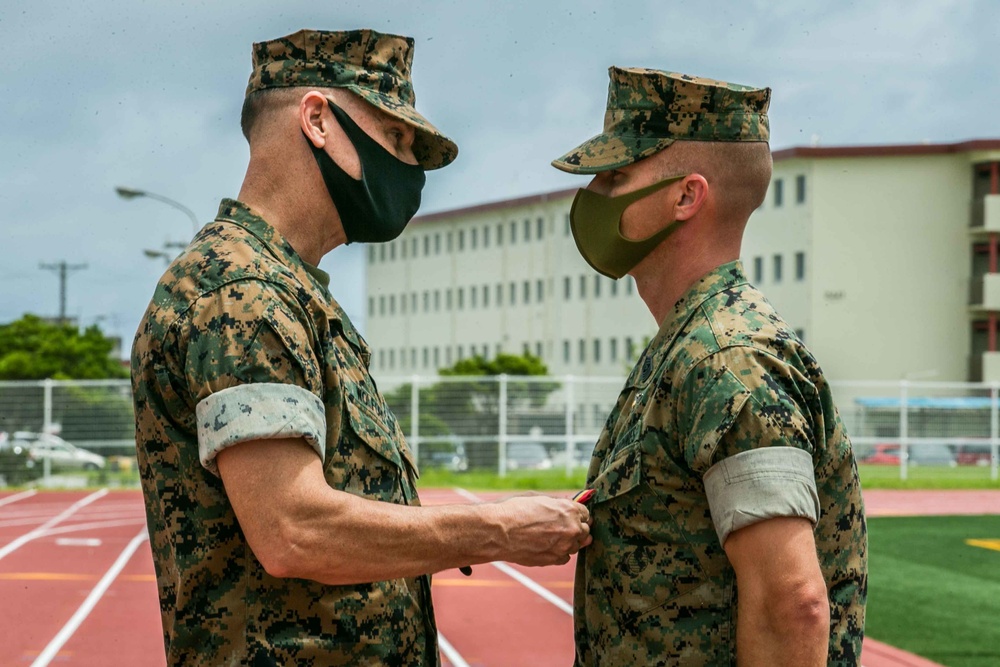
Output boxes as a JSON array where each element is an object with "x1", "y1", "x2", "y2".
[
  {"x1": 553, "y1": 67, "x2": 770, "y2": 174},
  {"x1": 574, "y1": 261, "x2": 867, "y2": 666},
  {"x1": 246, "y1": 28, "x2": 457, "y2": 171},
  {"x1": 132, "y1": 199, "x2": 438, "y2": 666}
]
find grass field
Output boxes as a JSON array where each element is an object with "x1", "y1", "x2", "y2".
[{"x1": 867, "y1": 515, "x2": 1000, "y2": 667}]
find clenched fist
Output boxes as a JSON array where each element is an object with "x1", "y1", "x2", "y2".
[{"x1": 492, "y1": 495, "x2": 592, "y2": 567}]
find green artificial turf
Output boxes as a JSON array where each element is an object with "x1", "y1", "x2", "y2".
[{"x1": 867, "y1": 515, "x2": 1000, "y2": 667}]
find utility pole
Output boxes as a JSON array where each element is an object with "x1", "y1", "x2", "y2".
[{"x1": 39, "y1": 261, "x2": 88, "y2": 325}]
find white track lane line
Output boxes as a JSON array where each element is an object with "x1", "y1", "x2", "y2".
[
  {"x1": 0, "y1": 489, "x2": 37, "y2": 508},
  {"x1": 39, "y1": 518, "x2": 147, "y2": 537},
  {"x1": 437, "y1": 632, "x2": 472, "y2": 667},
  {"x1": 0, "y1": 489, "x2": 108, "y2": 561},
  {"x1": 30, "y1": 528, "x2": 149, "y2": 667},
  {"x1": 451, "y1": 487, "x2": 575, "y2": 616}
]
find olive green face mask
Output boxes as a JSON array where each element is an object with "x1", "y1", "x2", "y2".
[{"x1": 569, "y1": 175, "x2": 687, "y2": 279}]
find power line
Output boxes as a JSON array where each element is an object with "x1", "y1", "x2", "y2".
[{"x1": 39, "y1": 261, "x2": 88, "y2": 325}]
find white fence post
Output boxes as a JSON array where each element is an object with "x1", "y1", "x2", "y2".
[
  {"x1": 564, "y1": 375, "x2": 575, "y2": 476},
  {"x1": 992, "y1": 383, "x2": 999, "y2": 483},
  {"x1": 899, "y1": 380, "x2": 909, "y2": 482},
  {"x1": 42, "y1": 379, "x2": 54, "y2": 482},
  {"x1": 410, "y1": 375, "x2": 420, "y2": 467},
  {"x1": 498, "y1": 374, "x2": 508, "y2": 478}
]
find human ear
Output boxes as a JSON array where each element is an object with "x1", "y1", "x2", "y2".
[
  {"x1": 674, "y1": 174, "x2": 709, "y2": 221},
  {"x1": 299, "y1": 91, "x2": 330, "y2": 149}
]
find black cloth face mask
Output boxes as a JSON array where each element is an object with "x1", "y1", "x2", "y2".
[{"x1": 308, "y1": 99, "x2": 426, "y2": 244}]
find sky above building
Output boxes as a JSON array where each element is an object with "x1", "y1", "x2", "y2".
[{"x1": 1, "y1": 0, "x2": 996, "y2": 350}]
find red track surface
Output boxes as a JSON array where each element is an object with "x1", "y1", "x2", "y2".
[{"x1": 2, "y1": 488, "x2": 995, "y2": 666}]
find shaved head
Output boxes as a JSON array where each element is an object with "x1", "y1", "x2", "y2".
[
  {"x1": 240, "y1": 87, "x2": 356, "y2": 144},
  {"x1": 652, "y1": 140, "x2": 772, "y2": 224}
]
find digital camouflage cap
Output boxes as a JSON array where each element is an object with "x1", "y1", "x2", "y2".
[
  {"x1": 552, "y1": 67, "x2": 770, "y2": 174},
  {"x1": 247, "y1": 28, "x2": 458, "y2": 170}
]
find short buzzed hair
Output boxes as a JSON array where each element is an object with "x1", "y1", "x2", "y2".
[
  {"x1": 655, "y1": 141, "x2": 773, "y2": 223},
  {"x1": 240, "y1": 87, "x2": 305, "y2": 142}
]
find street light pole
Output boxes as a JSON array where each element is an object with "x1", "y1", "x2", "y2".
[{"x1": 115, "y1": 186, "x2": 200, "y2": 237}]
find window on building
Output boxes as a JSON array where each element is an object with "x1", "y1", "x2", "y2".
[
  {"x1": 389, "y1": 349, "x2": 395, "y2": 369},
  {"x1": 390, "y1": 244, "x2": 396, "y2": 261},
  {"x1": 796, "y1": 175, "x2": 806, "y2": 204},
  {"x1": 536, "y1": 217, "x2": 544, "y2": 240},
  {"x1": 445, "y1": 347, "x2": 452, "y2": 365},
  {"x1": 433, "y1": 347, "x2": 440, "y2": 368},
  {"x1": 563, "y1": 340, "x2": 570, "y2": 363},
  {"x1": 435, "y1": 233, "x2": 441, "y2": 254},
  {"x1": 773, "y1": 254, "x2": 783, "y2": 283},
  {"x1": 410, "y1": 293, "x2": 416, "y2": 313},
  {"x1": 380, "y1": 245, "x2": 386, "y2": 262},
  {"x1": 401, "y1": 240, "x2": 407, "y2": 259},
  {"x1": 510, "y1": 221, "x2": 517, "y2": 244},
  {"x1": 625, "y1": 337, "x2": 635, "y2": 361},
  {"x1": 422, "y1": 347, "x2": 429, "y2": 368},
  {"x1": 610, "y1": 280, "x2": 618, "y2": 296},
  {"x1": 795, "y1": 328, "x2": 805, "y2": 342},
  {"x1": 378, "y1": 349, "x2": 385, "y2": 368},
  {"x1": 535, "y1": 342, "x2": 543, "y2": 358},
  {"x1": 369, "y1": 246, "x2": 376, "y2": 263},
  {"x1": 795, "y1": 252, "x2": 806, "y2": 281},
  {"x1": 579, "y1": 275, "x2": 587, "y2": 299},
  {"x1": 484, "y1": 226, "x2": 490, "y2": 248},
  {"x1": 446, "y1": 289, "x2": 453, "y2": 310},
  {"x1": 594, "y1": 275, "x2": 602, "y2": 297},
  {"x1": 564, "y1": 276, "x2": 571, "y2": 299},
  {"x1": 593, "y1": 339, "x2": 601, "y2": 363},
  {"x1": 389, "y1": 295, "x2": 396, "y2": 315},
  {"x1": 471, "y1": 228, "x2": 477, "y2": 249},
  {"x1": 753, "y1": 256, "x2": 763, "y2": 283},
  {"x1": 565, "y1": 213, "x2": 571, "y2": 236},
  {"x1": 536, "y1": 279, "x2": 544, "y2": 302},
  {"x1": 457, "y1": 345, "x2": 464, "y2": 361},
  {"x1": 379, "y1": 296, "x2": 385, "y2": 315},
  {"x1": 523, "y1": 219, "x2": 531, "y2": 242},
  {"x1": 626, "y1": 277, "x2": 634, "y2": 295},
  {"x1": 423, "y1": 235, "x2": 430, "y2": 256},
  {"x1": 496, "y1": 223, "x2": 504, "y2": 246},
  {"x1": 411, "y1": 237, "x2": 417, "y2": 257},
  {"x1": 368, "y1": 297, "x2": 374, "y2": 317},
  {"x1": 522, "y1": 280, "x2": 530, "y2": 304},
  {"x1": 496, "y1": 284, "x2": 503, "y2": 306},
  {"x1": 458, "y1": 230, "x2": 464, "y2": 251},
  {"x1": 410, "y1": 348, "x2": 416, "y2": 368},
  {"x1": 773, "y1": 178, "x2": 784, "y2": 207},
  {"x1": 434, "y1": 290, "x2": 441, "y2": 311},
  {"x1": 494, "y1": 343, "x2": 502, "y2": 357},
  {"x1": 483, "y1": 284, "x2": 490, "y2": 307},
  {"x1": 401, "y1": 294, "x2": 407, "y2": 314},
  {"x1": 509, "y1": 282, "x2": 516, "y2": 305},
  {"x1": 470, "y1": 285, "x2": 478, "y2": 308},
  {"x1": 447, "y1": 232, "x2": 453, "y2": 252},
  {"x1": 610, "y1": 338, "x2": 618, "y2": 362},
  {"x1": 457, "y1": 288, "x2": 464, "y2": 309}
]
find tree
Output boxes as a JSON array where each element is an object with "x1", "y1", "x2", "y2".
[{"x1": 0, "y1": 315, "x2": 128, "y2": 380}]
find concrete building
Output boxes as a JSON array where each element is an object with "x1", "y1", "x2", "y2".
[{"x1": 366, "y1": 139, "x2": 1000, "y2": 383}]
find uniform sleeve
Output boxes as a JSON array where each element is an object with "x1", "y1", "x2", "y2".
[
  {"x1": 677, "y1": 347, "x2": 820, "y2": 546},
  {"x1": 182, "y1": 280, "x2": 326, "y2": 476}
]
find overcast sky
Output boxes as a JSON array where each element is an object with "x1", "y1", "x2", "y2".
[{"x1": 1, "y1": 0, "x2": 997, "y2": 351}]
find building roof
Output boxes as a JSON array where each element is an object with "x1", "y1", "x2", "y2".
[{"x1": 413, "y1": 139, "x2": 1000, "y2": 225}]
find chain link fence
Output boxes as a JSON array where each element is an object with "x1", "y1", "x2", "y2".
[{"x1": 2, "y1": 378, "x2": 998, "y2": 488}]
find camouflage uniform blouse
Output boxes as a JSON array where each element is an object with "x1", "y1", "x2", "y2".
[
  {"x1": 574, "y1": 261, "x2": 867, "y2": 666},
  {"x1": 132, "y1": 199, "x2": 437, "y2": 666}
]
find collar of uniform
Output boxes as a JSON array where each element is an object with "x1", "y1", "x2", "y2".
[
  {"x1": 627, "y1": 260, "x2": 748, "y2": 388},
  {"x1": 214, "y1": 199, "x2": 372, "y2": 365}
]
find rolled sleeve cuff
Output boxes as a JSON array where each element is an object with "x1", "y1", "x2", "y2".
[
  {"x1": 195, "y1": 383, "x2": 326, "y2": 477},
  {"x1": 704, "y1": 446, "x2": 819, "y2": 547}
]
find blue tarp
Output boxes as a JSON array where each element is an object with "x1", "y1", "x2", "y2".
[{"x1": 854, "y1": 397, "x2": 993, "y2": 409}]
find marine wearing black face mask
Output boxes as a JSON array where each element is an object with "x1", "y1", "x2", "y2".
[{"x1": 307, "y1": 99, "x2": 426, "y2": 244}]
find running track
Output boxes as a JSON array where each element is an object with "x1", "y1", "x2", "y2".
[{"x1": 3, "y1": 488, "x2": 997, "y2": 666}]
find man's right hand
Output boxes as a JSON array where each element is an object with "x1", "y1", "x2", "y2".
[{"x1": 492, "y1": 495, "x2": 592, "y2": 566}]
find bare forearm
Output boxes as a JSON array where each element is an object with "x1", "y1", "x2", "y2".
[{"x1": 736, "y1": 593, "x2": 829, "y2": 666}]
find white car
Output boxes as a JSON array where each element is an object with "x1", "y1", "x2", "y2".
[{"x1": 12, "y1": 432, "x2": 106, "y2": 471}]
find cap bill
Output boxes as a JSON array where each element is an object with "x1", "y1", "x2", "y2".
[{"x1": 551, "y1": 133, "x2": 674, "y2": 175}]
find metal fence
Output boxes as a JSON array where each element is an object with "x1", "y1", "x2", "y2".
[{"x1": 1, "y1": 377, "x2": 998, "y2": 488}]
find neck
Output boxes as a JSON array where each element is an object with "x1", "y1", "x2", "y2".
[
  {"x1": 236, "y1": 147, "x2": 346, "y2": 267},
  {"x1": 632, "y1": 220, "x2": 742, "y2": 327}
]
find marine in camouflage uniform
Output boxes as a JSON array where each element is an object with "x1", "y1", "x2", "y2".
[
  {"x1": 132, "y1": 29, "x2": 452, "y2": 666},
  {"x1": 553, "y1": 68, "x2": 867, "y2": 665}
]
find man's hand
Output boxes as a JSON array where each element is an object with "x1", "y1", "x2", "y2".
[{"x1": 492, "y1": 496, "x2": 592, "y2": 566}]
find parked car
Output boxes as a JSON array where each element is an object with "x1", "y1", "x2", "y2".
[
  {"x1": 418, "y1": 436, "x2": 469, "y2": 472},
  {"x1": 11, "y1": 432, "x2": 106, "y2": 471},
  {"x1": 955, "y1": 444, "x2": 994, "y2": 466},
  {"x1": 0, "y1": 434, "x2": 42, "y2": 485},
  {"x1": 860, "y1": 443, "x2": 957, "y2": 467},
  {"x1": 506, "y1": 442, "x2": 553, "y2": 471}
]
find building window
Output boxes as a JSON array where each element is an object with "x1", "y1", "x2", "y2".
[
  {"x1": 389, "y1": 295, "x2": 396, "y2": 315},
  {"x1": 389, "y1": 349, "x2": 395, "y2": 369},
  {"x1": 773, "y1": 178, "x2": 784, "y2": 207},
  {"x1": 509, "y1": 282, "x2": 516, "y2": 305},
  {"x1": 458, "y1": 230, "x2": 465, "y2": 251},
  {"x1": 565, "y1": 214, "x2": 571, "y2": 236},
  {"x1": 497, "y1": 223, "x2": 504, "y2": 246},
  {"x1": 446, "y1": 289, "x2": 453, "y2": 310},
  {"x1": 536, "y1": 217, "x2": 544, "y2": 240},
  {"x1": 536, "y1": 279, "x2": 544, "y2": 302},
  {"x1": 410, "y1": 293, "x2": 416, "y2": 313},
  {"x1": 368, "y1": 297, "x2": 374, "y2": 317},
  {"x1": 401, "y1": 240, "x2": 407, "y2": 259},
  {"x1": 422, "y1": 348, "x2": 429, "y2": 368},
  {"x1": 610, "y1": 280, "x2": 618, "y2": 296},
  {"x1": 445, "y1": 347, "x2": 452, "y2": 366},
  {"x1": 410, "y1": 348, "x2": 416, "y2": 368},
  {"x1": 795, "y1": 252, "x2": 806, "y2": 281},
  {"x1": 423, "y1": 235, "x2": 430, "y2": 256},
  {"x1": 369, "y1": 246, "x2": 376, "y2": 263},
  {"x1": 523, "y1": 280, "x2": 531, "y2": 304},
  {"x1": 447, "y1": 232, "x2": 453, "y2": 252},
  {"x1": 391, "y1": 244, "x2": 397, "y2": 261},
  {"x1": 457, "y1": 288, "x2": 464, "y2": 310},
  {"x1": 483, "y1": 226, "x2": 490, "y2": 248},
  {"x1": 380, "y1": 245, "x2": 386, "y2": 262},
  {"x1": 773, "y1": 254, "x2": 783, "y2": 283},
  {"x1": 626, "y1": 277, "x2": 634, "y2": 295},
  {"x1": 378, "y1": 350, "x2": 385, "y2": 368},
  {"x1": 610, "y1": 338, "x2": 618, "y2": 362},
  {"x1": 796, "y1": 175, "x2": 806, "y2": 204},
  {"x1": 795, "y1": 328, "x2": 806, "y2": 342},
  {"x1": 563, "y1": 340, "x2": 570, "y2": 363},
  {"x1": 579, "y1": 275, "x2": 587, "y2": 299},
  {"x1": 496, "y1": 283, "x2": 503, "y2": 306},
  {"x1": 535, "y1": 342, "x2": 543, "y2": 358},
  {"x1": 435, "y1": 233, "x2": 441, "y2": 254},
  {"x1": 593, "y1": 339, "x2": 601, "y2": 363},
  {"x1": 753, "y1": 256, "x2": 763, "y2": 283},
  {"x1": 482, "y1": 284, "x2": 490, "y2": 307},
  {"x1": 434, "y1": 347, "x2": 440, "y2": 368},
  {"x1": 578, "y1": 339, "x2": 586, "y2": 363},
  {"x1": 401, "y1": 294, "x2": 407, "y2": 314},
  {"x1": 594, "y1": 275, "x2": 602, "y2": 298},
  {"x1": 423, "y1": 291, "x2": 429, "y2": 312},
  {"x1": 411, "y1": 237, "x2": 417, "y2": 257},
  {"x1": 434, "y1": 290, "x2": 441, "y2": 311},
  {"x1": 471, "y1": 228, "x2": 477, "y2": 249},
  {"x1": 625, "y1": 337, "x2": 635, "y2": 361},
  {"x1": 457, "y1": 345, "x2": 464, "y2": 361},
  {"x1": 523, "y1": 219, "x2": 531, "y2": 242},
  {"x1": 564, "y1": 276, "x2": 571, "y2": 299},
  {"x1": 510, "y1": 221, "x2": 517, "y2": 244}
]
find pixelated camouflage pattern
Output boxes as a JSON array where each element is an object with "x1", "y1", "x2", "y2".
[
  {"x1": 131, "y1": 199, "x2": 439, "y2": 666},
  {"x1": 553, "y1": 67, "x2": 770, "y2": 175},
  {"x1": 247, "y1": 28, "x2": 457, "y2": 170},
  {"x1": 574, "y1": 261, "x2": 866, "y2": 666}
]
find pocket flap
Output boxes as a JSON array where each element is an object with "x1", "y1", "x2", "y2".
[
  {"x1": 343, "y1": 387, "x2": 417, "y2": 475},
  {"x1": 589, "y1": 444, "x2": 643, "y2": 504}
]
